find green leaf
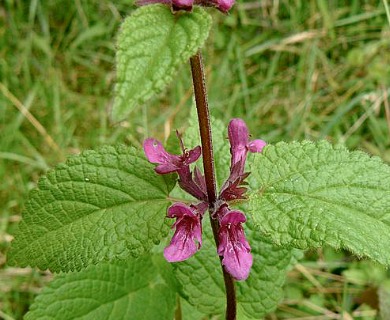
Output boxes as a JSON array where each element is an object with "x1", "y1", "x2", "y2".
[
  {"x1": 113, "y1": 5, "x2": 212, "y2": 121},
  {"x1": 173, "y1": 220, "x2": 293, "y2": 318},
  {"x1": 25, "y1": 255, "x2": 177, "y2": 320},
  {"x1": 180, "y1": 298, "x2": 209, "y2": 320},
  {"x1": 247, "y1": 140, "x2": 390, "y2": 265},
  {"x1": 8, "y1": 145, "x2": 176, "y2": 272}
]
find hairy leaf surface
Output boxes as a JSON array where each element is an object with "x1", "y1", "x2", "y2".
[
  {"x1": 8, "y1": 145, "x2": 175, "y2": 272},
  {"x1": 113, "y1": 5, "x2": 212, "y2": 121},
  {"x1": 25, "y1": 255, "x2": 176, "y2": 320},
  {"x1": 247, "y1": 141, "x2": 390, "y2": 265}
]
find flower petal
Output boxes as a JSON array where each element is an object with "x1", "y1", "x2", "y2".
[
  {"x1": 228, "y1": 119, "x2": 249, "y2": 146},
  {"x1": 155, "y1": 163, "x2": 181, "y2": 174},
  {"x1": 164, "y1": 225, "x2": 200, "y2": 262},
  {"x1": 164, "y1": 203, "x2": 202, "y2": 262},
  {"x1": 215, "y1": 0, "x2": 235, "y2": 12},
  {"x1": 218, "y1": 210, "x2": 252, "y2": 280},
  {"x1": 143, "y1": 138, "x2": 180, "y2": 166},
  {"x1": 228, "y1": 118, "x2": 249, "y2": 166},
  {"x1": 221, "y1": 244, "x2": 253, "y2": 280},
  {"x1": 167, "y1": 203, "x2": 196, "y2": 219},
  {"x1": 185, "y1": 145, "x2": 202, "y2": 164},
  {"x1": 247, "y1": 139, "x2": 267, "y2": 153},
  {"x1": 220, "y1": 210, "x2": 247, "y2": 225},
  {"x1": 144, "y1": 138, "x2": 201, "y2": 175}
]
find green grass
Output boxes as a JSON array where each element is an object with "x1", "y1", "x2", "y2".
[{"x1": 1, "y1": 0, "x2": 390, "y2": 318}]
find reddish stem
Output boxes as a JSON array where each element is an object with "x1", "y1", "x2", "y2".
[{"x1": 190, "y1": 51, "x2": 237, "y2": 320}]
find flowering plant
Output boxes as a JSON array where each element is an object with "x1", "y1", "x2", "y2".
[
  {"x1": 7, "y1": 2, "x2": 390, "y2": 320},
  {"x1": 145, "y1": 118, "x2": 266, "y2": 280}
]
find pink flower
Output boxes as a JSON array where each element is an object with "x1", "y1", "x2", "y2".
[
  {"x1": 164, "y1": 203, "x2": 205, "y2": 262},
  {"x1": 143, "y1": 138, "x2": 201, "y2": 174},
  {"x1": 143, "y1": 137, "x2": 206, "y2": 200},
  {"x1": 228, "y1": 118, "x2": 266, "y2": 173},
  {"x1": 219, "y1": 118, "x2": 266, "y2": 201},
  {"x1": 217, "y1": 209, "x2": 253, "y2": 281}
]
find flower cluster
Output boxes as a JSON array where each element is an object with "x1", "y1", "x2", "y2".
[
  {"x1": 143, "y1": 119, "x2": 266, "y2": 280},
  {"x1": 136, "y1": 0, "x2": 235, "y2": 14}
]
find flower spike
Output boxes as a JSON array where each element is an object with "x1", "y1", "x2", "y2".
[{"x1": 145, "y1": 118, "x2": 264, "y2": 282}]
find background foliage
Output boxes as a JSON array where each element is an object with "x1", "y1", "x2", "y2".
[{"x1": 1, "y1": 0, "x2": 389, "y2": 318}]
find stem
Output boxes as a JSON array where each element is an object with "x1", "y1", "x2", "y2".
[
  {"x1": 190, "y1": 51, "x2": 237, "y2": 320},
  {"x1": 190, "y1": 52, "x2": 216, "y2": 205}
]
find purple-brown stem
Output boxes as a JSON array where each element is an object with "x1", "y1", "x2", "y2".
[{"x1": 190, "y1": 51, "x2": 237, "y2": 320}]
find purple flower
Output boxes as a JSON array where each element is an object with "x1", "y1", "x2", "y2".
[
  {"x1": 164, "y1": 203, "x2": 205, "y2": 262},
  {"x1": 217, "y1": 208, "x2": 253, "y2": 280},
  {"x1": 136, "y1": 0, "x2": 235, "y2": 13},
  {"x1": 219, "y1": 119, "x2": 266, "y2": 201},
  {"x1": 143, "y1": 138, "x2": 201, "y2": 174},
  {"x1": 228, "y1": 118, "x2": 266, "y2": 173},
  {"x1": 143, "y1": 137, "x2": 206, "y2": 200}
]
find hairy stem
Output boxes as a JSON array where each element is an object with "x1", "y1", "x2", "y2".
[{"x1": 190, "y1": 51, "x2": 237, "y2": 320}]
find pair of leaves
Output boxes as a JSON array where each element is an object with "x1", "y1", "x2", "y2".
[{"x1": 8, "y1": 141, "x2": 390, "y2": 319}]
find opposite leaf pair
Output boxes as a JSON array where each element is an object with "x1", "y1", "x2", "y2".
[{"x1": 144, "y1": 118, "x2": 266, "y2": 280}]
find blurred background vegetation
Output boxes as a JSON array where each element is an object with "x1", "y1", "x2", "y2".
[{"x1": 1, "y1": 0, "x2": 390, "y2": 319}]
